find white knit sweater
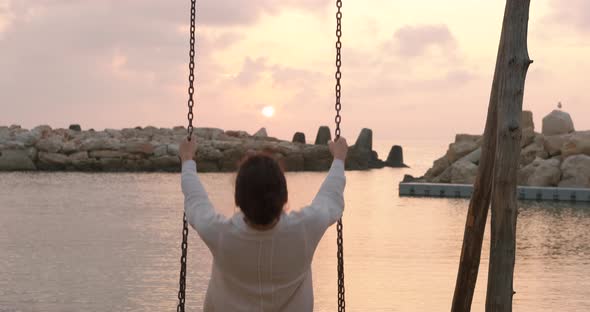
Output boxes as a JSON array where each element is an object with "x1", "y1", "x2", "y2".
[{"x1": 181, "y1": 159, "x2": 346, "y2": 312}]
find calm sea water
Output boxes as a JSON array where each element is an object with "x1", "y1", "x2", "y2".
[{"x1": 1, "y1": 140, "x2": 589, "y2": 312}]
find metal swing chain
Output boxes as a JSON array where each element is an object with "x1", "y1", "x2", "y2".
[
  {"x1": 177, "y1": 1, "x2": 196, "y2": 312},
  {"x1": 186, "y1": 0, "x2": 196, "y2": 140},
  {"x1": 334, "y1": 0, "x2": 345, "y2": 311}
]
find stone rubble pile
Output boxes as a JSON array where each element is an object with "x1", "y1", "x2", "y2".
[
  {"x1": 419, "y1": 110, "x2": 590, "y2": 188},
  {"x1": 0, "y1": 125, "x2": 406, "y2": 172}
]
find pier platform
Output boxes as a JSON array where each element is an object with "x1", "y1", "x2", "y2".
[{"x1": 399, "y1": 182, "x2": 590, "y2": 202}]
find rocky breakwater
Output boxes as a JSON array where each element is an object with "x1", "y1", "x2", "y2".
[
  {"x1": 417, "y1": 109, "x2": 590, "y2": 188},
  {"x1": 0, "y1": 125, "x2": 401, "y2": 172}
]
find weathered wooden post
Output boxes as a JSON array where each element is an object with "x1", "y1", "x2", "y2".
[
  {"x1": 451, "y1": 1, "x2": 532, "y2": 311},
  {"x1": 450, "y1": 61, "x2": 499, "y2": 312},
  {"x1": 486, "y1": 0, "x2": 532, "y2": 311}
]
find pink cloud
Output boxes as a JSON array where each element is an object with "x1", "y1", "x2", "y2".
[
  {"x1": 389, "y1": 24, "x2": 458, "y2": 58},
  {"x1": 345, "y1": 24, "x2": 476, "y2": 98},
  {"x1": 1, "y1": 0, "x2": 332, "y2": 34},
  {"x1": 234, "y1": 57, "x2": 268, "y2": 86},
  {"x1": 546, "y1": 0, "x2": 590, "y2": 34},
  {"x1": 199, "y1": 0, "x2": 332, "y2": 26},
  {"x1": 0, "y1": 1, "x2": 246, "y2": 129}
]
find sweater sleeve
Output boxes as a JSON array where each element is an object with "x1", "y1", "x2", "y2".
[
  {"x1": 181, "y1": 160, "x2": 225, "y2": 250},
  {"x1": 301, "y1": 159, "x2": 346, "y2": 247}
]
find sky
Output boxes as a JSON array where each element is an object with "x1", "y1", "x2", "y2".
[{"x1": 0, "y1": 0, "x2": 588, "y2": 141}]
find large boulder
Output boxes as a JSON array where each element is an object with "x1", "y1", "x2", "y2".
[
  {"x1": 345, "y1": 144, "x2": 371, "y2": 170},
  {"x1": 156, "y1": 128, "x2": 173, "y2": 136},
  {"x1": 0, "y1": 150, "x2": 36, "y2": 171},
  {"x1": 520, "y1": 110, "x2": 536, "y2": 148},
  {"x1": 431, "y1": 163, "x2": 455, "y2": 184},
  {"x1": 542, "y1": 110, "x2": 575, "y2": 136},
  {"x1": 105, "y1": 129, "x2": 123, "y2": 139},
  {"x1": 425, "y1": 155, "x2": 451, "y2": 180},
  {"x1": 153, "y1": 144, "x2": 168, "y2": 157},
  {"x1": 273, "y1": 141, "x2": 301, "y2": 155},
  {"x1": 344, "y1": 129, "x2": 373, "y2": 170},
  {"x1": 225, "y1": 130, "x2": 250, "y2": 139},
  {"x1": 69, "y1": 151, "x2": 89, "y2": 162},
  {"x1": 84, "y1": 130, "x2": 109, "y2": 140},
  {"x1": 194, "y1": 128, "x2": 225, "y2": 140},
  {"x1": 521, "y1": 127, "x2": 535, "y2": 148},
  {"x1": 520, "y1": 138, "x2": 548, "y2": 167},
  {"x1": 15, "y1": 130, "x2": 43, "y2": 146},
  {"x1": 38, "y1": 152, "x2": 70, "y2": 170},
  {"x1": 354, "y1": 128, "x2": 373, "y2": 151},
  {"x1": 211, "y1": 140, "x2": 242, "y2": 151},
  {"x1": 35, "y1": 137, "x2": 63, "y2": 153},
  {"x1": 446, "y1": 140, "x2": 479, "y2": 163},
  {"x1": 61, "y1": 141, "x2": 79, "y2": 154},
  {"x1": 1, "y1": 140, "x2": 27, "y2": 150},
  {"x1": 449, "y1": 160, "x2": 479, "y2": 184},
  {"x1": 121, "y1": 128, "x2": 139, "y2": 138},
  {"x1": 368, "y1": 150, "x2": 385, "y2": 169},
  {"x1": 167, "y1": 143, "x2": 180, "y2": 156},
  {"x1": 99, "y1": 158, "x2": 125, "y2": 171},
  {"x1": 80, "y1": 138, "x2": 121, "y2": 151},
  {"x1": 152, "y1": 156, "x2": 181, "y2": 171},
  {"x1": 518, "y1": 162, "x2": 535, "y2": 186},
  {"x1": 292, "y1": 132, "x2": 306, "y2": 144},
  {"x1": 123, "y1": 141, "x2": 155, "y2": 155},
  {"x1": 544, "y1": 134, "x2": 570, "y2": 156},
  {"x1": 0, "y1": 126, "x2": 10, "y2": 142},
  {"x1": 27, "y1": 147, "x2": 38, "y2": 161},
  {"x1": 69, "y1": 124, "x2": 82, "y2": 132},
  {"x1": 561, "y1": 131, "x2": 590, "y2": 158},
  {"x1": 314, "y1": 126, "x2": 332, "y2": 145},
  {"x1": 519, "y1": 157, "x2": 561, "y2": 187},
  {"x1": 173, "y1": 126, "x2": 186, "y2": 135},
  {"x1": 521, "y1": 110, "x2": 534, "y2": 130},
  {"x1": 33, "y1": 125, "x2": 52, "y2": 134},
  {"x1": 559, "y1": 155, "x2": 590, "y2": 188},
  {"x1": 283, "y1": 152, "x2": 305, "y2": 171},
  {"x1": 196, "y1": 144, "x2": 223, "y2": 161},
  {"x1": 219, "y1": 147, "x2": 246, "y2": 172},
  {"x1": 254, "y1": 128, "x2": 268, "y2": 138},
  {"x1": 143, "y1": 126, "x2": 159, "y2": 134},
  {"x1": 455, "y1": 134, "x2": 482, "y2": 143},
  {"x1": 460, "y1": 147, "x2": 482, "y2": 165},
  {"x1": 303, "y1": 145, "x2": 332, "y2": 171},
  {"x1": 69, "y1": 152, "x2": 97, "y2": 170},
  {"x1": 385, "y1": 145, "x2": 406, "y2": 167}
]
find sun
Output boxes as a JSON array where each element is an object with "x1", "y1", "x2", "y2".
[{"x1": 261, "y1": 106, "x2": 275, "y2": 118}]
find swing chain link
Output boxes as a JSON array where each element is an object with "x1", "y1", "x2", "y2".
[
  {"x1": 337, "y1": 220, "x2": 345, "y2": 312},
  {"x1": 186, "y1": 0, "x2": 196, "y2": 141},
  {"x1": 334, "y1": 0, "x2": 343, "y2": 140},
  {"x1": 177, "y1": 214, "x2": 189, "y2": 312},
  {"x1": 335, "y1": 1, "x2": 345, "y2": 312},
  {"x1": 178, "y1": 1, "x2": 196, "y2": 312}
]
